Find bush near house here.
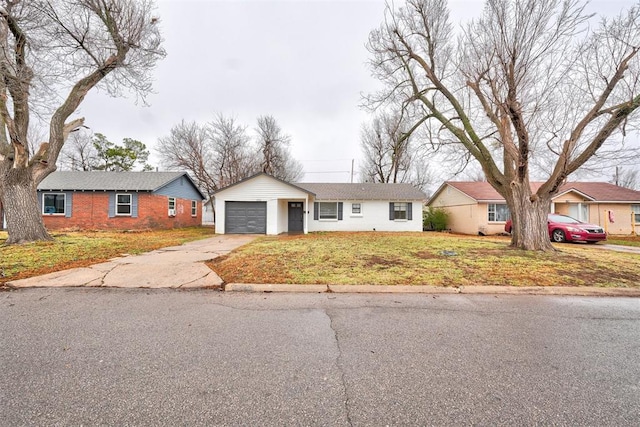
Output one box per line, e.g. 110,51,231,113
423,207,450,231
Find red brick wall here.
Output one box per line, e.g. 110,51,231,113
42,193,202,231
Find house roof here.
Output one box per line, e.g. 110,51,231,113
556,182,640,202
213,172,316,196
431,181,640,203
38,171,205,198
213,173,425,201
296,182,426,201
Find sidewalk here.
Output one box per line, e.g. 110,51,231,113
6,235,257,290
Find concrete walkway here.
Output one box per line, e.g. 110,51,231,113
6,235,257,290
598,243,640,254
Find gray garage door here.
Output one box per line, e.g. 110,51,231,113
225,201,267,234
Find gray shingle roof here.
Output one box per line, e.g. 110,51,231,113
38,171,192,192
296,182,426,201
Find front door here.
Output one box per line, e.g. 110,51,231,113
288,202,304,233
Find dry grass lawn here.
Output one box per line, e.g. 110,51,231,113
0,227,216,284
208,232,640,288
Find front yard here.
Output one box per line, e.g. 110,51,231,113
0,227,216,284
208,232,640,288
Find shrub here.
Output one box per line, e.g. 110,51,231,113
423,207,450,231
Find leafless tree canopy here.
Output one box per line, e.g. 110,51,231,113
366,0,640,250
157,114,304,201
360,111,432,192
0,0,165,244
58,128,98,171
612,166,639,190
255,115,304,182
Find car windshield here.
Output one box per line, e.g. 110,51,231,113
549,214,581,224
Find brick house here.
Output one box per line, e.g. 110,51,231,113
34,171,205,231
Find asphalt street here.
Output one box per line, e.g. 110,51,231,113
1,289,639,426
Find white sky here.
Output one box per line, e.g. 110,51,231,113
76,0,636,188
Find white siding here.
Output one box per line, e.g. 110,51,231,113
308,200,422,232
216,174,423,234
215,175,309,234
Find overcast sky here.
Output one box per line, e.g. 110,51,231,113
77,0,636,188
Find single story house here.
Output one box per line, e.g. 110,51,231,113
36,171,205,230
213,173,426,234
427,181,640,235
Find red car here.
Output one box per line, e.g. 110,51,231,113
504,214,607,243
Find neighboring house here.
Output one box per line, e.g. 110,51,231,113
37,171,205,231
428,181,640,235
202,198,215,226
213,173,426,234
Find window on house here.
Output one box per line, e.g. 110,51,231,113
352,203,362,215
116,194,132,216
43,193,65,215
488,203,510,222
632,204,640,223
394,202,408,220
191,200,197,217
319,202,338,220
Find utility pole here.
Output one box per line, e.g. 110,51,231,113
350,159,354,183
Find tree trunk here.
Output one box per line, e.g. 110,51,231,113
507,184,554,251
0,168,52,244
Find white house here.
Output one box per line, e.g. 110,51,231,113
213,173,426,234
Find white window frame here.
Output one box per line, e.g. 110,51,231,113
632,204,640,224
168,197,176,216
191,200,197,217
394,202,408,220
351,202,362,216
488,203,510,222
116,193,132,216
319,202,338,220
42,193,66,215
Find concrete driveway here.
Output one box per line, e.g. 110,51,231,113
6,235,257,289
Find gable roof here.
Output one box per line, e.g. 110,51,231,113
557,182,640,202
296,182,426,201
214,172,316,196
38,171,205,198
430,181,640,203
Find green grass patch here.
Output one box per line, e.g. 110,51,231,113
607,235,640,247
0,227,216,283
208,232,640,288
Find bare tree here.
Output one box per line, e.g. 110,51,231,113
360,111,432,192
255,115,304,182
208,113,256,188
612,166,639,190
158,114,304,198
157,120,219,199
58,128,98,171
0,0,165,244
366,0,640,251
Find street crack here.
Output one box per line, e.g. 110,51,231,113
326,308,354,427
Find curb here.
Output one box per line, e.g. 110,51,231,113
225,283,640,297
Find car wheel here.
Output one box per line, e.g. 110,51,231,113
552,229,566,243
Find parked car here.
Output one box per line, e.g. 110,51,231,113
504,214,607,243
